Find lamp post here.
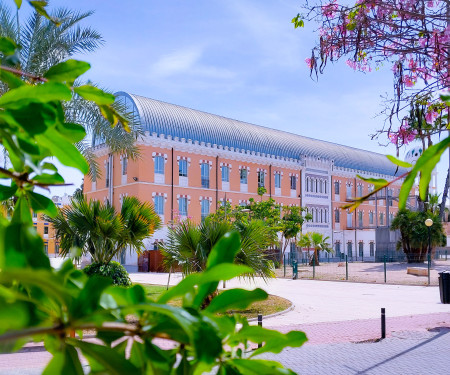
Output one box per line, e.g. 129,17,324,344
425,218,433,285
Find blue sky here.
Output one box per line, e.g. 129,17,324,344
37,0,447,196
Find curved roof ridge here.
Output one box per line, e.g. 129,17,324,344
118,92,402,176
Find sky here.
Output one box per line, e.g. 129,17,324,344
30,0,448,197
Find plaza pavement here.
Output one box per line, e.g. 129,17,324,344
1,272,449,374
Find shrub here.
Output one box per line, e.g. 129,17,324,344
83,261,132,287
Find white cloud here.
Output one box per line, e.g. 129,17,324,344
150,47,203,78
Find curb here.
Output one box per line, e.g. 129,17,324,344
247,302,295,322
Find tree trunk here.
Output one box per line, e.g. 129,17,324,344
309,249,320,266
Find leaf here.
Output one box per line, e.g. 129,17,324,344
11,195,32,224
14,0,23,9
74,85,115,105
56,122,86,143
70,276,112,319
67,339,139,374
228,359,296,375
42,345,85,375
0,82,71,109
36,128,88,174
386,155,412,168
29,1,61,26
27,191,58,217
44,60,90,84
205,288,268,314
0,37,17,55
0,184,17,200
8,102,57,135
32,173,65,185
356,175,388,188
206,231,241,269
99,104,130,131
399,137,450,208
0,69,25,88
157,264,252,304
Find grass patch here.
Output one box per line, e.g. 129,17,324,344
139,284,292,319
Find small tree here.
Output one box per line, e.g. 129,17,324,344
279,206,311,263
298,232,332,266
391,209,445,263
46,194,161,265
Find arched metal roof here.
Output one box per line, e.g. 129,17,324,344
117,92,402,176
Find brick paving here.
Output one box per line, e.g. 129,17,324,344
261,328,450,375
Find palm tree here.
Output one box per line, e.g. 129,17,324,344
298,232,331,266
0,3,142,178
161,219,275,280
45,194,161,265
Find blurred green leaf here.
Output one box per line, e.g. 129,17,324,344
386,155,412,168
42,345,84,375
8,102,57,135
0,37,17,55
0,185,17,200
228,359,295,375
29,1,61,26
0,82,71,109
0,69,25,88
36,129,89,174
44,60,90,84
11,195,32,224
206,288,268,314
27,191,58,217
71,276,111,319
206,231,241,269
68,339,138,374
74,85,115,105
56,122,86,143
356,175,388,188
32,173,65,185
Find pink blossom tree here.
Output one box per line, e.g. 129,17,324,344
294,0,450,215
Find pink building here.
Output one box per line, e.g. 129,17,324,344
85,93,405,271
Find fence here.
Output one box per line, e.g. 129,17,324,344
278,249,450,286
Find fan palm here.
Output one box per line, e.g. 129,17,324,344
298,232,331,266
161,219,275,280
45,194,161,264
0,3,142,178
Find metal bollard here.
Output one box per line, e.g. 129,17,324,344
428,253,431,286
313,256,315,279
345,255,348,281
384,255,387,283
258,314,262,348
381,308,386,339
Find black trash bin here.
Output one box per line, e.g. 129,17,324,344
438,271,450,304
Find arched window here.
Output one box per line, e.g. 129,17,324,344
324,180,328,194
306,177,310,192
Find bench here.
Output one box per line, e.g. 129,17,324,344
407,267,428,276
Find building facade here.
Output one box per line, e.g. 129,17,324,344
84,93,406,271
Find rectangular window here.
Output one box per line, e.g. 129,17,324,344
358,211,363,227
44,243,48,255
154,195,164,215
379,213,384,226
335,209,340,223
179,159,188,177
347,242,352,258
335,242,341,257
357,185,363,197
240,168,248,184
44,226,49,235
369,211,374,224
347,213,352,227
290,176,296,190
122,156,128,175
370,242,375,257
201,199,210,221
155,156,164,175
55,243,59,255
359,242,364,257
389,213,394,223
274,173,281,188
221,166,229,182
334,181,340,195
201,163,210,188
32,212,38,219
178,197,187,217
346,184,352,199
257,171,265,188
105,160,110,188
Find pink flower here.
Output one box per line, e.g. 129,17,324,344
305,58,313,68
425,110,438,124
403,75,416,87
322,1,338,18
389,121,417,146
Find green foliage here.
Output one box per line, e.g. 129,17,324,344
391,209,445,263
0,8,305,372
161,219,275,280
298,232,331,266
83,261,132,287
45,194,161,265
